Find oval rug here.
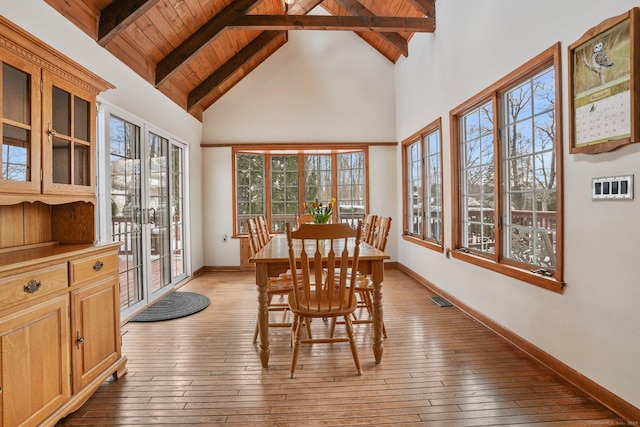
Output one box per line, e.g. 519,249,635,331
130,291,210,322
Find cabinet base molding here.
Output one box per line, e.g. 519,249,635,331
41,356,128,427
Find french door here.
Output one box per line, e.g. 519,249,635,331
99,104,188,319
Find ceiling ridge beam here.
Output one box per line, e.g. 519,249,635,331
98,0,162,46
332,0,407,57
228,15,435,32
187,31,284,111
155,0,264,87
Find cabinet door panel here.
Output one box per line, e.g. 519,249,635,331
41,71,95,196
71,277,121,393
0,296,70,427
0,49,41,194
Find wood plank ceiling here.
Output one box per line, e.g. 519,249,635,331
44,0,435,120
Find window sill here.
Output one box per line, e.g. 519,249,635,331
450,249,565,293
402,234,444,253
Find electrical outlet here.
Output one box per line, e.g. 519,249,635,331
592,175,634,200
222,234,228,243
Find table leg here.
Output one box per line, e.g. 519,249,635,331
256,264,270,368
371,260,384,364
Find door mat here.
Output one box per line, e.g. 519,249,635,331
130,291,210,322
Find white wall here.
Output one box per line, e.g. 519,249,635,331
396,0,640,409
201,28,397,266
0,0,204,272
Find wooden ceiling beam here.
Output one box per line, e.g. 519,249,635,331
187,31,285,111
406,0,436,18
228,15,435,32
98,0,162,46
288,0,325,15
333,0,407,57
155,0,264,87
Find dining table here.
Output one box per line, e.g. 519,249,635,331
249,233,390,368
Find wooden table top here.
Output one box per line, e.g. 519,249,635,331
249,234,390,264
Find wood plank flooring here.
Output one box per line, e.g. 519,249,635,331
58,269,624,426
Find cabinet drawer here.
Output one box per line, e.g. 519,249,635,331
69,252,118,285
0,264,68,311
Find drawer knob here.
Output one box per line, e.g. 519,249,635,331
24,279,41,294
93,260,104,271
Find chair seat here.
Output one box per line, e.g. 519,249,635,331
288,290,357,317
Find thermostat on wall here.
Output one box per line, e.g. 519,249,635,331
592,175,634,200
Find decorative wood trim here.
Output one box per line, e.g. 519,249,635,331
397,262,640,424
0,16,114,94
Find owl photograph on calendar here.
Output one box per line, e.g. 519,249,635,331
573,19,630,95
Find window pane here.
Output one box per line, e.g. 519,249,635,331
460,101,495,255
2,124,30,181
74,96,90,141
406,140,422,236
271,155,298,233
235,154,265,234
52,86,70,136
52,137,70,184
3,63,30,125
424,130,442,243
74,143,90,185
502,66,557,269
304,154,332,203
337,152,364,226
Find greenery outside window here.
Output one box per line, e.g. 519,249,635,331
450,44,563,292
401,118,443,252
234,147,368,234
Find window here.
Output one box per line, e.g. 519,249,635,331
450,44,563,292
336,151,366,227
236,154,265,234
271,155,299,232
234,147,368,234
402,118,443,251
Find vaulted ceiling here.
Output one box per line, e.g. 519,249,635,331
45,0,435,120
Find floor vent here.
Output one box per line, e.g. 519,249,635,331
430,296,453,307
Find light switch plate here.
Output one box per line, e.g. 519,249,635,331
592,175,634,200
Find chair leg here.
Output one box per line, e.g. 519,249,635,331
329,317,336,338
290,314,304,379
344,315,362,375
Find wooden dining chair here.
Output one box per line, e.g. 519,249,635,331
285,221,363,378
247,218,294,343
352,216,392,337
256,215,271,247
362,213,377,246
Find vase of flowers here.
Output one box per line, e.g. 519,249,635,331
304,197,336,224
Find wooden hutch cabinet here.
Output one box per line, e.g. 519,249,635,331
0,17,127,427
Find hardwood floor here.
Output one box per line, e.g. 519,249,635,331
58,269,624,426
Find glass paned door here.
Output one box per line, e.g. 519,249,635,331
106,111,188,316
148,132,171,294
109,115,143,311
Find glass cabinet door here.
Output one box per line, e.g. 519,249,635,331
0,51,41,193
42,71,95,195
